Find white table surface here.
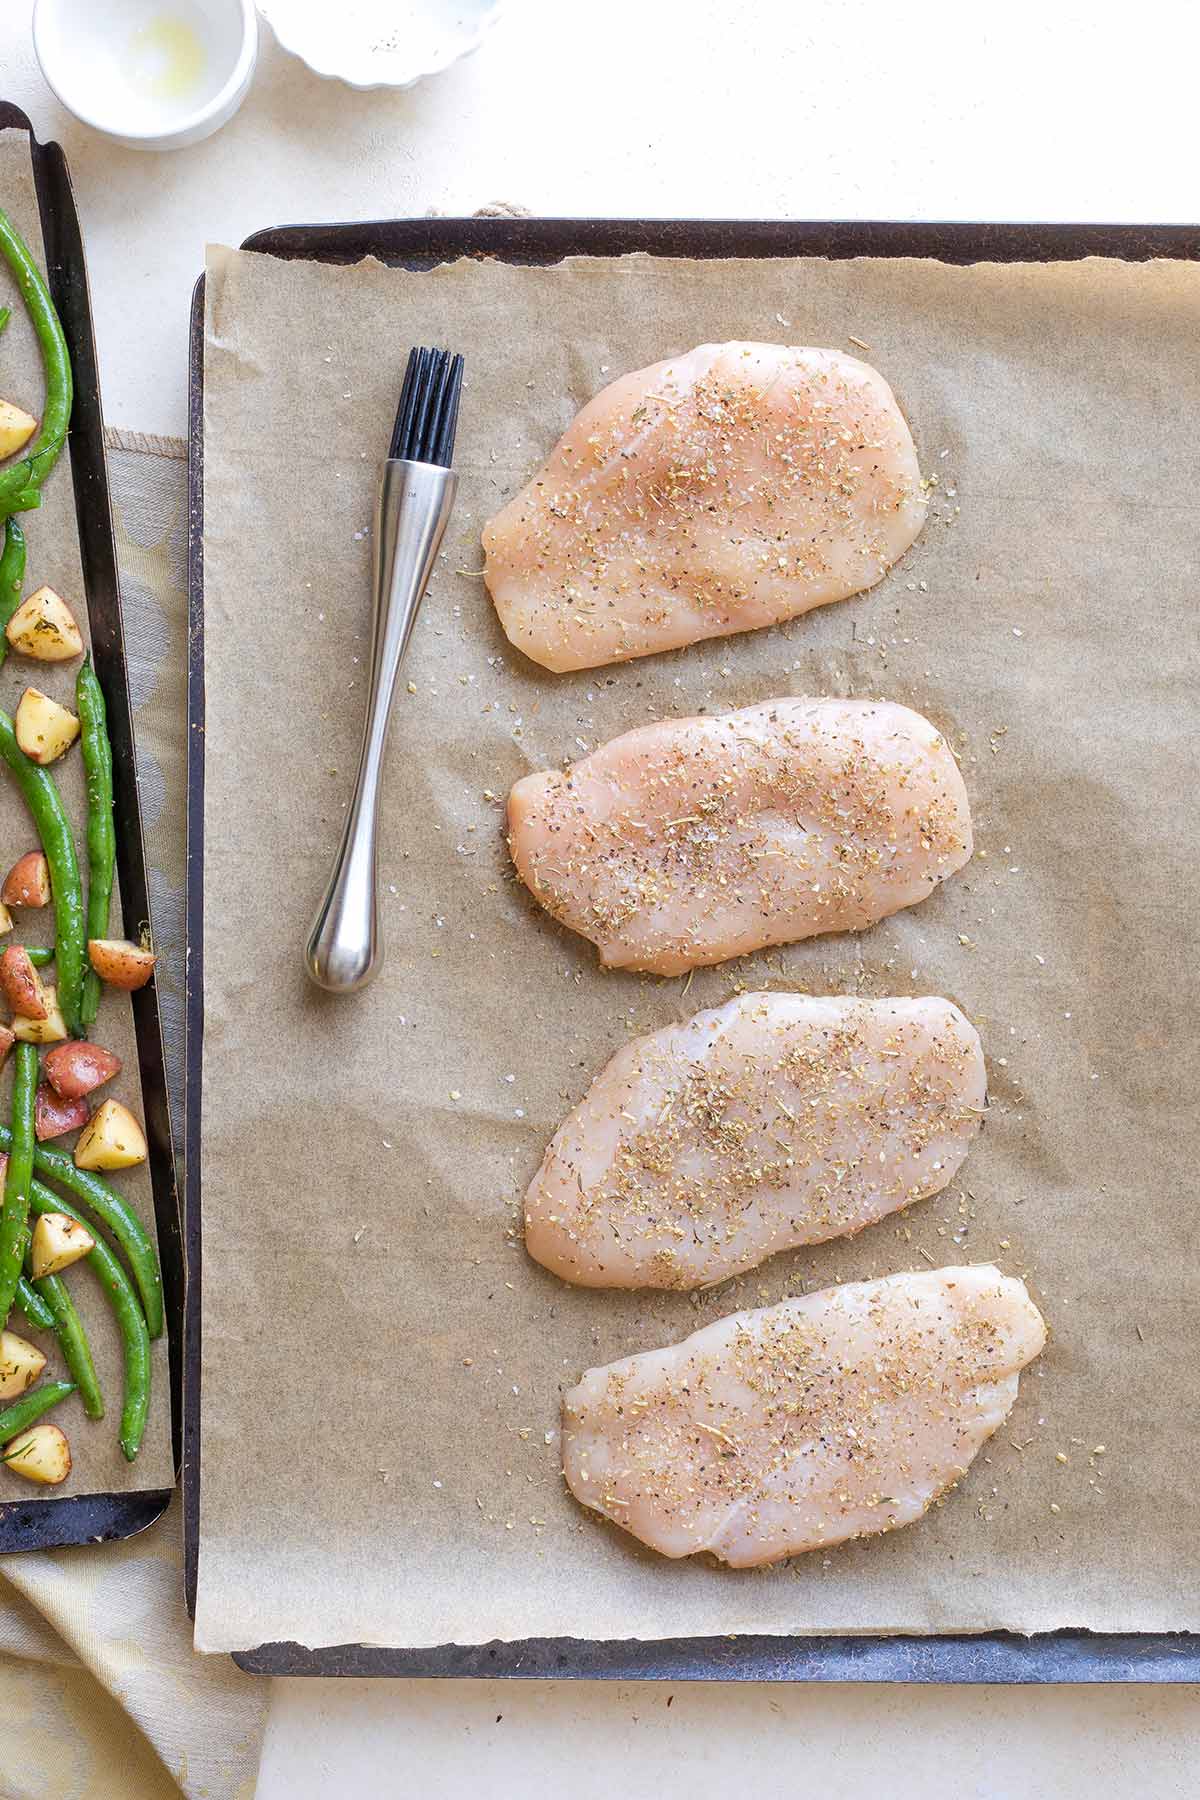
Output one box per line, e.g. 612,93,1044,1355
3,3,1199,1794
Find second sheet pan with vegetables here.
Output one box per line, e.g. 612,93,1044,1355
0,124,173,1511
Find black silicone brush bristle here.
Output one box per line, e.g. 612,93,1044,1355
388,346,464,467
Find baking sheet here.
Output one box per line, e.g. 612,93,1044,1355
0,129,174,1503
196,241,1200,1652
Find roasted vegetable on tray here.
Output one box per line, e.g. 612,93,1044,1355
0,205,162,1481
77,655,114,1027
0,208,72,518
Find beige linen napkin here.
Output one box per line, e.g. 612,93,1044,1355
0,436,266,1800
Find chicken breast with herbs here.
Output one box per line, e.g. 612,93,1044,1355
507,697,972,975
526,994,985,1289
562,1266,1046,1566
483,342,925,672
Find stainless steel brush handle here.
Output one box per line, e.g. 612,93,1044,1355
305,459,458,992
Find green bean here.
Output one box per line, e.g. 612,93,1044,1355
0,1043,36,1327
0,1132,163,1339
16,945,52,967
0,515,25,667
0,304,10,335
15,1272,54,1330
8,490,40,514
27,1181,148,1458
0,1125,164,1343
32,1270,103,1420
0,709,85,1036
0,1378,74,1446
0,210,72,519
76,656,114,1029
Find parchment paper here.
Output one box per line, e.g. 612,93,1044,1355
0,130,173,1497
197,240,1200,1651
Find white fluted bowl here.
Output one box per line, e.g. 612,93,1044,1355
258,0,503,89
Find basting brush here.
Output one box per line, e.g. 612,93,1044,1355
306,347,464,992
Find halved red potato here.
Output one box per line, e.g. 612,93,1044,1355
43,1040,121,1100
0,1331,47,1400
1,851,50,907
0,903,12,936
0,1026,13,1071
0,945,49,1019
2,1422,71,1485
5,587,83,662
11,987,68,1043
30,1210,94,1277
87,938,156,991
74,1098,147,1171
35,1083,90,1142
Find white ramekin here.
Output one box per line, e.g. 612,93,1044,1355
33,0,258,152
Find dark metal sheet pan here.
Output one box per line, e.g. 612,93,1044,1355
185,213,1199,1677
0,102,182,1551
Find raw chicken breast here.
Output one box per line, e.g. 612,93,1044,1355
508,697,972,974
483,342,925,672
526,994,985,1289
562,1266,1046,1566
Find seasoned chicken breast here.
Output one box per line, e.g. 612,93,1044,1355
562,1266,1046,1566
483,342,925,672
508,698,972,974
526,994,985,1289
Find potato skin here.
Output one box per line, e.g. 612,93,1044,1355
1,851,50,907
43,1040,121,1100
11,987,68,1043
0,945,49,1019
35,1083,90,1142
87,938,156,991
